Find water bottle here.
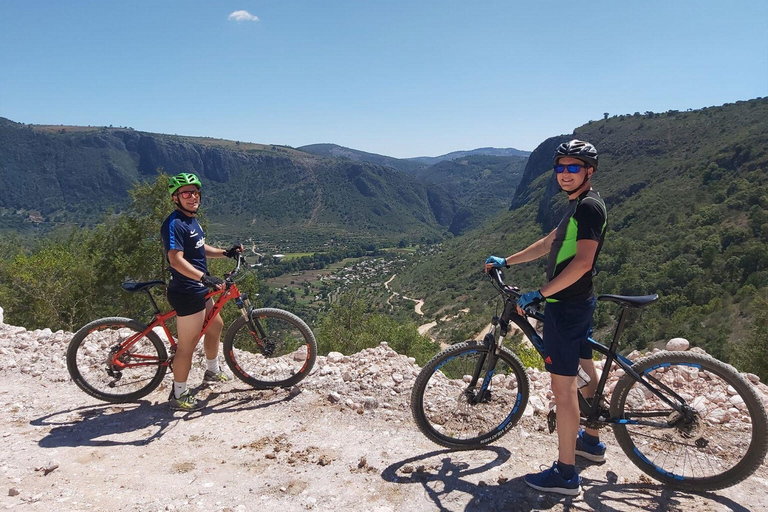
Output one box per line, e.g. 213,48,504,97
577,366,591,388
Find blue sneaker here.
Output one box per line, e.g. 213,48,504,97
576,429,606,462
524,462,581,496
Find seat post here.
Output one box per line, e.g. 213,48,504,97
145,290,161,314
608,306,631,354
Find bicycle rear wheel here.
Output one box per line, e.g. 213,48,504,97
610,351,768,490
410,340,530,449
67,317,169,403
223,308,317,389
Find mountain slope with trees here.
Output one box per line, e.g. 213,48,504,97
394,98,768,379
0,119,459,245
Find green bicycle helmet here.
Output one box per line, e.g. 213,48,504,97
168,173,202,196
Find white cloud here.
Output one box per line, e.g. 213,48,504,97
228,10,259,22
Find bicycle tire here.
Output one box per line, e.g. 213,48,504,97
610,351,768,490
223,308,317,389
67,317,169,403
410,340,530,449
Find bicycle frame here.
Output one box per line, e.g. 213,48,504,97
484,269,691,430
110,259,262,371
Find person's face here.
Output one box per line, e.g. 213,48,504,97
555,157,593,193
174,185,201,212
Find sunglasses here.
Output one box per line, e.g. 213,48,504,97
554,164,585,174
177,190,201,199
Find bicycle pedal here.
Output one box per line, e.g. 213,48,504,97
547,409,557,434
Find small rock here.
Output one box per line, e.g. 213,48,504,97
36,460,60,475
666,338,689,351
8,488,19,497
328,392,341,403
327,352,344,363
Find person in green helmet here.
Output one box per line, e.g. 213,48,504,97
161,172,242,411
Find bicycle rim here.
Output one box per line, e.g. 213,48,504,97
67,318,168,403
611,352,768,490
224,309,316,389
411,341,529,449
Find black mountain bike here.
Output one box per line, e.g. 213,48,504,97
410,268,768,491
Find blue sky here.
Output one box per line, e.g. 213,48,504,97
1,1,766,158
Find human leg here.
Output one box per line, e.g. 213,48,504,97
579,357,600,438
551,373,579,465
201,299,230,382
174,308,205,386
202,298,224,361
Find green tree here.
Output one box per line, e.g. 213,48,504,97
316,295,439,365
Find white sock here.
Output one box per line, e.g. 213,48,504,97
173,381,187,399
206,358,220,373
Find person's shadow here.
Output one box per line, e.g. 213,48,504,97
381,451,756,511
32,385,296,448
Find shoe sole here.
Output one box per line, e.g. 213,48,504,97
170,405,205,412
525,480,581,496
575,448,606,463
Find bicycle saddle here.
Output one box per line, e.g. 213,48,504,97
597,294,659,308
121,280,166,293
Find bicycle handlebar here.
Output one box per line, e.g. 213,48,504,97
487,267,544,320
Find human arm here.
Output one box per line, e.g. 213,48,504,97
168,250,224,290
484,229,556,272
168,249,209,281
515,239,599,315
539,239,599,298
204,243,243,259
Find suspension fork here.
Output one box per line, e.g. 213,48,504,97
235,294,267,341
469,316,503,404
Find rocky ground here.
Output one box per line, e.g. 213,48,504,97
0,319,766,512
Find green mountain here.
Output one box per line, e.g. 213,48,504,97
297,145,529,235
395,98,768,366
297,143,426,174
412,155,528,235
0,119,460,246
408,147,530,166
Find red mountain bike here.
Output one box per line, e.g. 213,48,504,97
67,253,317,403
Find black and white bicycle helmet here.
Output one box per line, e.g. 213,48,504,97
553,139,598,169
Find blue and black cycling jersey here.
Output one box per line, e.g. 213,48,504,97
545,189,607,302
160,210,208,295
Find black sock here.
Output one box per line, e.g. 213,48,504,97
557,461,575,480
582,431,600,446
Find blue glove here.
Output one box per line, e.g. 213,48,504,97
485,256,507,268
517,290,544,311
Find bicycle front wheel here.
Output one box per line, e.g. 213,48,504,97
410,340,530,449
67,317,168,403
223,308,317,389
610,351,768,490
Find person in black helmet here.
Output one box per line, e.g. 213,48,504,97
161,172,242,412
485,139,607,495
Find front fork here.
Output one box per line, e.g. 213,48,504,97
235,294,268,346
469,317,503,404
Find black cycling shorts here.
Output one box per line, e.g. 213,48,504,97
167,289,208,317
542,296,596,376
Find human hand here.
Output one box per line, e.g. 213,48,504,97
223,243,243,259
516,290,544,315
484,255,507,273
201,274,225,290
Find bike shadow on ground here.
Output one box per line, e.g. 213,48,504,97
31,384,296,449
381,451,753,512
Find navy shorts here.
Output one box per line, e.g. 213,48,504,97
167,289,208,317
542,297,596,376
